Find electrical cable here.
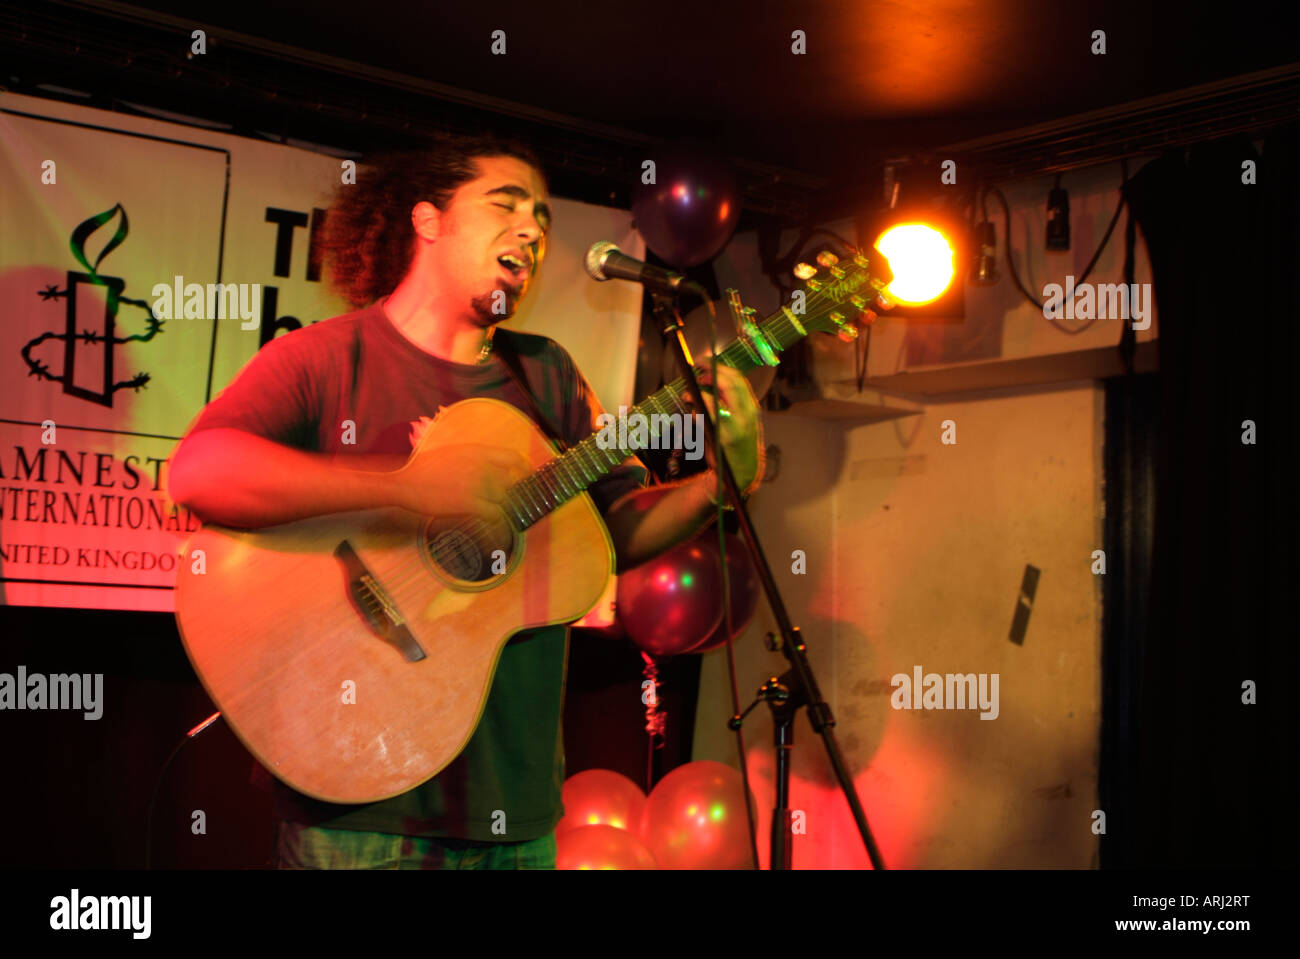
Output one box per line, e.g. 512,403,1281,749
855,321,873,393
989,160,1129,334
145,711,222,869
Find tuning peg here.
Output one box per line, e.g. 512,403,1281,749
793,262,817,280
726,287,780,368
816,250,839,268
830,311,857,342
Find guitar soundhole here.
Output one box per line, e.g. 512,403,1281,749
423,514,517,585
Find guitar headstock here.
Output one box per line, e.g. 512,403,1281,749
789,247,895,342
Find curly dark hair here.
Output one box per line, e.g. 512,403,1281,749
320,133,546,308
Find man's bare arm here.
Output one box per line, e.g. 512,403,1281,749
168,428,527,529
168,429,404,528
603,470,725,573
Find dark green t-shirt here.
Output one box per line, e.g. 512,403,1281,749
188,301,645,841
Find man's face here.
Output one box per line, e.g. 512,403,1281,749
423,154,550,326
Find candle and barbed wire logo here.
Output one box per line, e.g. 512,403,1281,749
21,204,163,408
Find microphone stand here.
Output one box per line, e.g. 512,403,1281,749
650,291,887,871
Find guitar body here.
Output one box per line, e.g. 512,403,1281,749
174,398,613,804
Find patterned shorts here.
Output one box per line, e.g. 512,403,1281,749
273,821,557,870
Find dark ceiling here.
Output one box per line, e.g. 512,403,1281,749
98,0,1298,148
4,0,1299,224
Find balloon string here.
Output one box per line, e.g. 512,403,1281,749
641,653,666,793
641,654,666,737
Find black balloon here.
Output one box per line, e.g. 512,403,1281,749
632,148,742,268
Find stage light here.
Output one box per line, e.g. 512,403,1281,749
854,160,968,322
874,223,956,305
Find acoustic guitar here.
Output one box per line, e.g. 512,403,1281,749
173,249,888,803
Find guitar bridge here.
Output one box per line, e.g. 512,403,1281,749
333,540,426,662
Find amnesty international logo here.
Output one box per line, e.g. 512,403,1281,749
21,203,163,408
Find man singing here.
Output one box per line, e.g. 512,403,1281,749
168,133,763,869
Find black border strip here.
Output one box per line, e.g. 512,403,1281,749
0,577,173,589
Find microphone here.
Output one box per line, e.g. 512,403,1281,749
584,241,708,297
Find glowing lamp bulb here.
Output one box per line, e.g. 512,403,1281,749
875,223,955,306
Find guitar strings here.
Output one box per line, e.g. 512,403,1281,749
376,274,863,592
381,276,857,591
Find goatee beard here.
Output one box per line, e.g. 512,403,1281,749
470,282,521,324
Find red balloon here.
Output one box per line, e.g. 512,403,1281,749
632,148,741,267
556,769,647,835
687,532,762,653
617,537,724,656
640,760,755,869
556,824,658,870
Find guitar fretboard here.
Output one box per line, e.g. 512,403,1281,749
501,283,856,531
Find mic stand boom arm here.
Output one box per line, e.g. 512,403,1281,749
649,291,886,871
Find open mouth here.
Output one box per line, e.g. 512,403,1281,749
497,253,529,280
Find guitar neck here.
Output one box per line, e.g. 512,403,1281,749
500,253,882,531
502,305,799,531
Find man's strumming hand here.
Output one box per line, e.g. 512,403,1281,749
391,443,531,526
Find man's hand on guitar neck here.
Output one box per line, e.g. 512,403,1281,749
602,363,765,572
693,363,765,501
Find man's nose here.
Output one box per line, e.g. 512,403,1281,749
515,221,544,268
514,216,542,245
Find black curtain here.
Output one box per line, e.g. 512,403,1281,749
1101,128,1298,867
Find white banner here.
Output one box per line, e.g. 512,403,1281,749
0,92,643,611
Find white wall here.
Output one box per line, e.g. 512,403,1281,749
690,162,1124,868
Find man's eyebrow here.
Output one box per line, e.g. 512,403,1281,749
485,185,551,229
